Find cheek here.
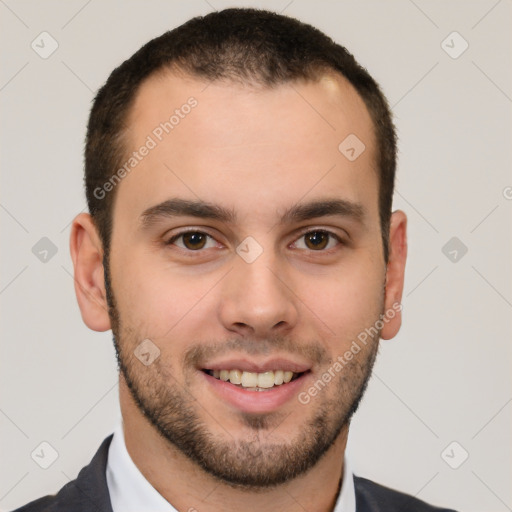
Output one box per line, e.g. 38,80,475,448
297,259,384,342
111,253,219,338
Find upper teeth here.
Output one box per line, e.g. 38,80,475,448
212,369,295,388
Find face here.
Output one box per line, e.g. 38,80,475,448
99,71,402,488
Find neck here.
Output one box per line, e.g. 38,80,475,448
119,377,348,512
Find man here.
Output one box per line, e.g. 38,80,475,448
14,8,456,512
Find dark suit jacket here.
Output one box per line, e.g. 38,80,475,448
12,435,457,512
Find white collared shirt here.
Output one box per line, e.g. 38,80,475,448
106,420,356,512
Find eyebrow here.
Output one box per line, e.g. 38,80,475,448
139,197,366,230
139,199,236,229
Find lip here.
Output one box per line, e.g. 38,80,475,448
201,369,311,414
202,358,311,374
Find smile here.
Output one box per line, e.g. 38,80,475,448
203,369,304,391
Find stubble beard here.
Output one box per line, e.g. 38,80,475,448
104,256,381,489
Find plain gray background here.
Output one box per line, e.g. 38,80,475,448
1,1,511,511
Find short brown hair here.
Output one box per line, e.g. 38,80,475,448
85,7,397,262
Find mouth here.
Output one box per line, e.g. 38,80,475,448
202,368,306,391
200,360,312,414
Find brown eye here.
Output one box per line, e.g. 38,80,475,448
167,231,215,250
181,232,207,250
292,230,341,251
304,231,329,250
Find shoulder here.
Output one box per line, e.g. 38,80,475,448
354,475,458,512
9,473,97,512
10,489,73,512
10,496,54,512
9,435,114,512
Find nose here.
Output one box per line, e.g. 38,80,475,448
217,252,299,338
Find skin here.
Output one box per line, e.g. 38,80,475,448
70,70,407,511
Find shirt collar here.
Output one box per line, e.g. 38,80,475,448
106,419,356,512
106,420,177,512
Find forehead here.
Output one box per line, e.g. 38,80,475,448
115,70,378,228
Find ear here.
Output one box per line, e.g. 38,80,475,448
69,213,111,332
380,210,407,340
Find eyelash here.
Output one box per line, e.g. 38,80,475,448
164,228,345,253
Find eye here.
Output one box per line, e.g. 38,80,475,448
167,231,218,251
292,230,341,251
